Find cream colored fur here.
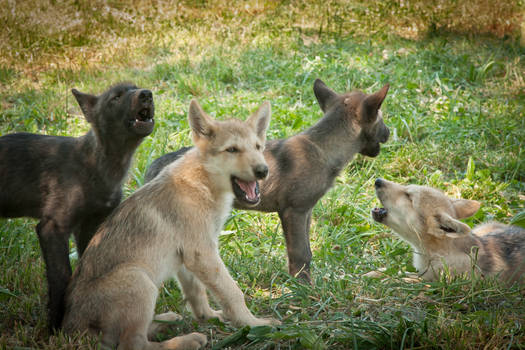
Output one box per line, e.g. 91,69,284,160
373,179,525,284
62,100,279,350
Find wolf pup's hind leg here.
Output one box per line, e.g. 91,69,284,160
279,208,313,281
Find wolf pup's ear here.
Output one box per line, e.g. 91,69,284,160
72,89,98,123
188,99,215,144
452,199,480,219
247,101,271,142
313,79,338,113
435,212,472,238
361,84,389,123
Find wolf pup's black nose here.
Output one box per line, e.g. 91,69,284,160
380,128,390,143
375,178,384,188
139,90,153,103
254,164,269,179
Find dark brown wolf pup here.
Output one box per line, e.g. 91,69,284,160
0,82,154,331
145,79,390,282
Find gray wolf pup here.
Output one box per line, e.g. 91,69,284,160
372,178,525,284
0,83,154,331
145,79,390,282
62,99,278,350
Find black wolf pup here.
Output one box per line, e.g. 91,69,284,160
145,79,389,282
0,82,154,331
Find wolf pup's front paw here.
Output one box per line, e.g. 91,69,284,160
248,317,281,327
196,308,225,323
207,309,225,322
162,332,207,350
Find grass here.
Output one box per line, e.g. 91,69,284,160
1,0,524,349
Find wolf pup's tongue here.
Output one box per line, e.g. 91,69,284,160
235,178,258,201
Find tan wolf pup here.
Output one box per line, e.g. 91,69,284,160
145,79,391,282
372,178,525,284
62,99,279,349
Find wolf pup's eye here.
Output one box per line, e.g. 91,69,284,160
440,225,455,233
256,143,261,151
111,94,121,103
226,146,239,153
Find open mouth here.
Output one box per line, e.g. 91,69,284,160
372,207,388,222
137,108,152,121
231,176,260,205
129,108,154,135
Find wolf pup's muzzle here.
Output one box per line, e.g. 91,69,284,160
372,178,388,222
231,164,268,206
253,164,269,180
130,89,155,136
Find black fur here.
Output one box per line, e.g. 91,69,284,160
0,82,154,331
271,140,293,174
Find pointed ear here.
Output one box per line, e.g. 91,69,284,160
188,99,215,143
452,199,480,219
435,212,471,238
313,79,338,113
246,101,271,142
72,89,97,123
361,84,389,123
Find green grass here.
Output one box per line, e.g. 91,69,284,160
1,1,524,349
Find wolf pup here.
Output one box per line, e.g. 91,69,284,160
62,99,278,350
145,79,390,282
0,83,154,331
372,178,525,284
